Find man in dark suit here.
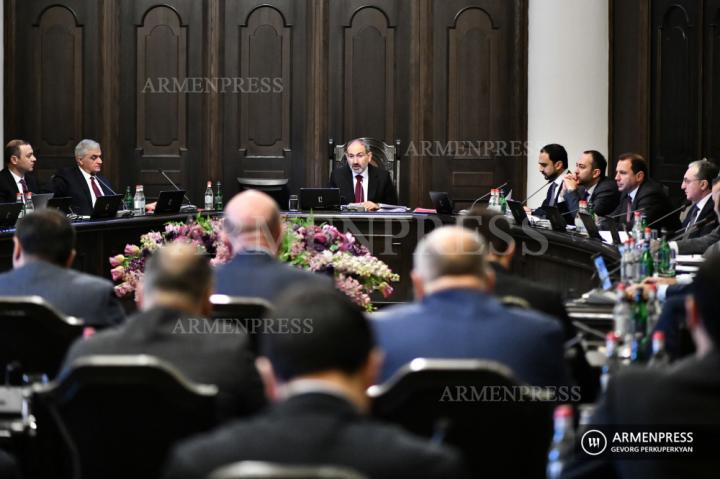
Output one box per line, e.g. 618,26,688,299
677,159,718,240
673,175,720,255
372,226,569,388
0,209,124,327
214,190,333,301
563,150,620,217
563,254,720,479
163,287,467,479
528,143,569,217
62,242,267,420
607,153,680,231
0,139,46,203
52,139,116,215
328,138,398,210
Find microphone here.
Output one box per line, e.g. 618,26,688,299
158,169,197,210
93,175,117,195
521,180,553,206
602,207,646,220
669,214,717,241
645,200,690,229
468,182,509,210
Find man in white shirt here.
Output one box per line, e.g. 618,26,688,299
677,159,719,240
0,139,46,203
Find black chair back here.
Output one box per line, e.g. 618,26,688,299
368,359,553,479
208,461,368,479
210,295,273,353
0,296,84,382
329,138,401,198
31,355,218,479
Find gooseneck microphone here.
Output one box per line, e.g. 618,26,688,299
521,180,553,206
646,200,690,229
94,175,117,195
158,169,196,207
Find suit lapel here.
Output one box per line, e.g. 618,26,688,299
1,169,20,196
72,166,93,205
367,165,378,203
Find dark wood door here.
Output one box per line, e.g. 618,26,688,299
430,0,527,209
703,0,720,161
222,0,308,199
7,0,101,187
117,0,204,202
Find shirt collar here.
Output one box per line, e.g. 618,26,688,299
280,379,358,411
628,185,640,202
9,169,24,184
586,182,598,197
694,192,712,212
79,166,94,181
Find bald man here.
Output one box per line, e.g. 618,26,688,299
372,226,569,388
214,190,333,300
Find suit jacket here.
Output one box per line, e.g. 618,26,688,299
564,177,620,218
372,288,569,387
0,168,45,203
62,306,267,420
163,392,467,479
563,351,720,479
608,178,680,232
52,166,115,215
677,225,720,255
0,260,124,327
214,252,334,301
678,196,717,240
328,164,398,205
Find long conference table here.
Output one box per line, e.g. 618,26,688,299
0,212,620,304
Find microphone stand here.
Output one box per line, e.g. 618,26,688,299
158,169,198,213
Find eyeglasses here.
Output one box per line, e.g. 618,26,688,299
681,178,701,185
346,153,367,160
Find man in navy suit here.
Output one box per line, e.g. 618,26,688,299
372,225,569,388
328,138,397,210
0,209,124,326
527,143,569,217
52,139,117,215
563,150,620,218
0,139,46,203
214,190,333,301
677,158,718,240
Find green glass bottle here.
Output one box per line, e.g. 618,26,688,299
499,192,508,214
640,241,654,278
123,186,133,211
657,229,672,277
214,181,223,211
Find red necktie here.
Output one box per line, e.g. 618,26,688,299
90,176,103,198
18,179,28,194
354,175,364,203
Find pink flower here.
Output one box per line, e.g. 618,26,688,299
109,254,126,267
124,244,141,256
114,282,133,298
110,265,125,282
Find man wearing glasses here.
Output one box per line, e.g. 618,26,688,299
328,138,398,211
677,159,719,240
52,139,118,216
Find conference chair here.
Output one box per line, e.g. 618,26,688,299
210,295,273,353
0,296,84,383
208,461,368,479
31,355,218,479
329,138,401,198
368,358,554,479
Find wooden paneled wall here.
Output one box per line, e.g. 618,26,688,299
5,0,528,206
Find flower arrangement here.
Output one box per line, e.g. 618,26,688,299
109,215,398,310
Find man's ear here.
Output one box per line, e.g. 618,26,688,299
65,249,77,268
411,270,425,300
12,237,22,265
554,161,565,172
685,295,700,331
636,170,646,183
363,347,384,387
484,267,496,292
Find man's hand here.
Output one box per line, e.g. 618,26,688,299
563,172,579,192
363,201,380,211
643,276,677,286
523,206,533,214
145,201,157,213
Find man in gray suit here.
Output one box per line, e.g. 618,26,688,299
0,209,125,326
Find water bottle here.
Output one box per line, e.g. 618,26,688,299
547,405,575,479
123,186,133,211
133,185,146,216
214,181,223,210
204,181,214,210
24,192,35,215
16,192,25,219
575,200,589,235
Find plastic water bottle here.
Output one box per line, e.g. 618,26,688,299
24,192,35,215
133,185,146,216
16,192,25,219
204,181,214,210
575,200,589,235
547,405,575,479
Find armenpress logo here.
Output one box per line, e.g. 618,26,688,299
581,429,608,456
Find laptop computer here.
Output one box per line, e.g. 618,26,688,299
506,199,528,224
153,190,186,215
47,197,73,214
542,206,568,232
299,188,341,211
578,212,603,241
31,192,54,210
0,203,23,228
429,191,454,215
90,195,123,219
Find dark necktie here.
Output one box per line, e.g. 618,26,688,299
354,175,364,203
625,195,633,223
90,176,104,199
18,179,28,195
685,204,699,231
582,189,590,201
546,182,557,207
